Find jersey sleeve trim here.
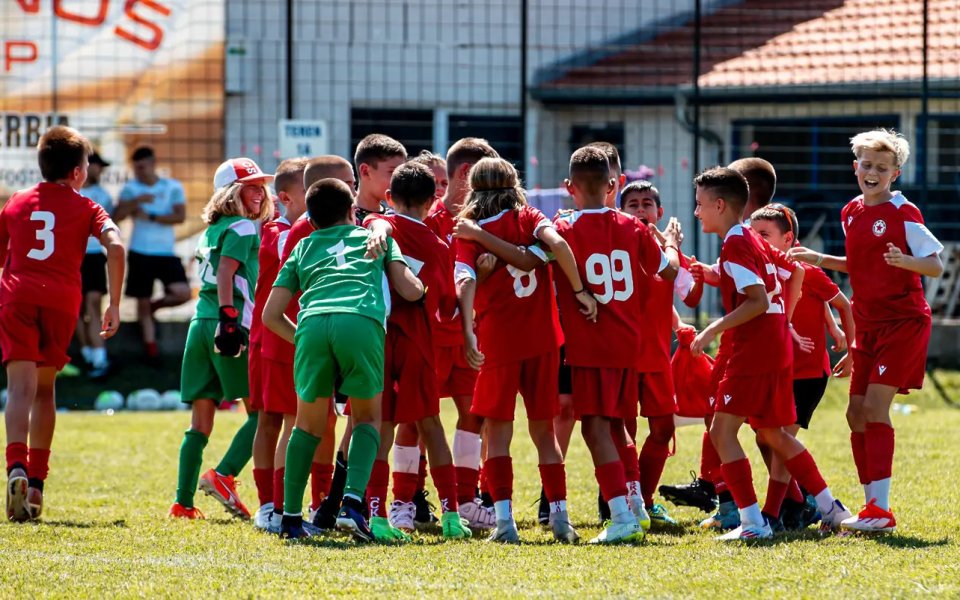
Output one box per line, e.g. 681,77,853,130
454,261,476,282
904,221,944,258
656,249,669,275
723,261,764,293
528,244,548,262
229,219,257,237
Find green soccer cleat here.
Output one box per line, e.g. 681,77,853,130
649,503,678,526
441,511,473,539
370,516,412,542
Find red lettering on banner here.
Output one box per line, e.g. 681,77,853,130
114,0,171,51
15,0,40,13
5,41,38,73
55,0,110,26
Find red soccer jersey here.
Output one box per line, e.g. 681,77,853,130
553,207,667,371
842,193,942,331
454,206,561,366
280,213,314,264
0,183,116,316
637,252,697,372
792,263,841,380
424,199,464,348
257,216,299,362
718,224,795,376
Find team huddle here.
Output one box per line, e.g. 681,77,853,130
2,126,944,543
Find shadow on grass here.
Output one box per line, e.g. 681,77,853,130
868,534,950,549
37,519,128,529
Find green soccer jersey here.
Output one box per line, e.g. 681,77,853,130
194,215,260,328
274,224,404,330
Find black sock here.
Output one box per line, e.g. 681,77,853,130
321,450,348,514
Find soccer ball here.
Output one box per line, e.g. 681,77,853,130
160,390,182,411
127,388,162,411
95,390,124,412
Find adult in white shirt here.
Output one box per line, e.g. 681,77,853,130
114,146,190,365
78,151,116,378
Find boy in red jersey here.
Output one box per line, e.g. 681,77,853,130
363,162,472,540
455,158,596,543
790,130,943,533
691,167,851,540
555,147,680,542
3,126,124,521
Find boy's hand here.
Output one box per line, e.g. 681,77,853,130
791,327,815,353
575,289,598,322
689,257,720,286
787,246,819,265
476,253,497,280
832,352,852,378
100,305,121,339
365,229,389,259
453,219,482,241
690,326,716,357
214,306,247,357
648,223,666,245
464,331,484,370
828,324,847,352
662,217,683,248
883,243,909,269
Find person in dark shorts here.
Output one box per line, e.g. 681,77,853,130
78,151,115,378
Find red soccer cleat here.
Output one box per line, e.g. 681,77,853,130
198,469,251,519
169,502,206,519
841,499,896,533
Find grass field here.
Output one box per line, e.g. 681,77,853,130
2,375,960,598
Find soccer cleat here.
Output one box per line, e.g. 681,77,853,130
336,501,374,543
718,519,773,541
412,489,439,528
441,511,473,539
487,519,520,544
597,489,611,524
6,468,30,523
280,514,310,540
649,503,678,527
371,516,412,542
659,471,718,513
27,486,43,521
819,499,854,532
301,518,325,537
840,499,895,533
168,502,205,519
311,503,338,531
762,512,785,534
779,497,819,531
388,500,417,532
589,520,644,544
549,510,580,543
198,469,251,520
458,499,496,529
700,501,741,530
253,503,275,531
479,490,494,509
631,499,651,531
537,488,549,526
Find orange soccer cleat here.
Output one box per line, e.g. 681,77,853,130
168,502,206,519
198,469,251,519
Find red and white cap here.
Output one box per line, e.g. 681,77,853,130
213,157,274,190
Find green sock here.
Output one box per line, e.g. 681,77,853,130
284,428,321,516
344,423,380,501
176,429,208,507
215,411,258,477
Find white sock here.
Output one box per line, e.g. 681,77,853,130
91,347,108,368
452,430,481,470
863,483,872,505
627,480,642,505
609,496,634,525
392,445,420,475
81,346,93,363
871,478,892,511
814,488,837,515
493,499,513,522
739,502,764,527
549,500,567,514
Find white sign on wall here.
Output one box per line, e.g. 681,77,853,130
278,120,328,159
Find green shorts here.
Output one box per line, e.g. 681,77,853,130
295,313,384,402
180,318,250,404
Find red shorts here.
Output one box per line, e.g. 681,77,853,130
472,349,559,422
638,370,678,418
248,343,264,411
0,303,75,370
262,356,297,416
706,349,731,415
715,366,796,429
571,366,638,419
383,329,439,424
850,317,930,396
435,344,478,398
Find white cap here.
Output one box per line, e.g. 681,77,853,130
213,157,274,190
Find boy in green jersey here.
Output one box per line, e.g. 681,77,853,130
169,158,275,520
263,178,425,541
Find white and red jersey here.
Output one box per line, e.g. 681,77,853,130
425,199,464,348
792,263,841,380
279,213,314,264
842,193,942,331
454,205,560,366
255,216,298,362
637,251,698,372
718,224,797,376
0,182,117,316
554,208,667,371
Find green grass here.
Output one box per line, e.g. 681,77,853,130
2,375,960,598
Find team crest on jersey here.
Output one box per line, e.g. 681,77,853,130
847,216,854,227
872,219,886,237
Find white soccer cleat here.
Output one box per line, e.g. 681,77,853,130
718,520,773,541
820,499,854,532
6,467,30,523
253,502,275,531
487,519,520,543
589,520,644,544
388,500,416,532
268,510,282,535
840,499,896,533
549,510,580,543
631,499,651,531
458,499,496,529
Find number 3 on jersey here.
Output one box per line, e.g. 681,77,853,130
586,250,633,304
28,210,55,261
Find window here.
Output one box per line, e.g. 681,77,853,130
568,122,625,166
449,114,523,170
350,108,433,157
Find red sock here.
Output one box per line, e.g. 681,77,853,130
310,462,334,510
721,458,758,509
864,422,895,481
538,463,567,503
595,460,628,502
763,479,788,516
416,453,428,491
27,447,50,481
617,443,640,483
456,466,479,504
850,431,870,484
6,442,28,473
272,467,285,511
430,464,458,513
784,450,827,496
484,456,513,502
368,459,390,518
252,467,274,507
640,416,674,507
392,471,418,503
478,464,490,496
787,478,804,503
